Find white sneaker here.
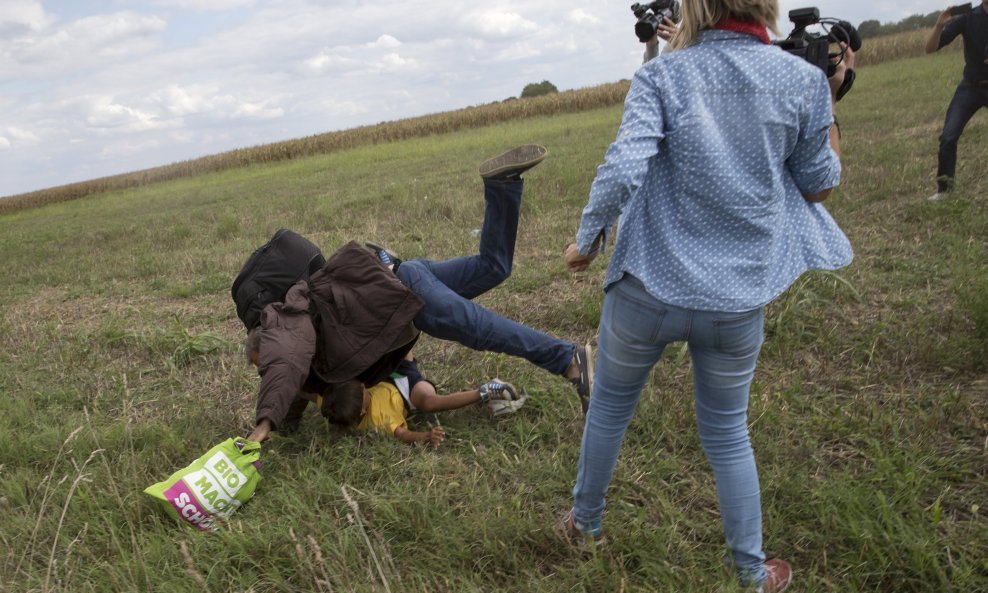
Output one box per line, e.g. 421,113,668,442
478,379,519,402
488,394,528,417
927,192,948,202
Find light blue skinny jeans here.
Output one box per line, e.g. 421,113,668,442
571,274,768,584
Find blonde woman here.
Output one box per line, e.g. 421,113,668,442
563,0,855,591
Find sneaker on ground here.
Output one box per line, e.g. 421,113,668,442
479,145,548,180
755,559,792,593
488,393,528,417
561,510,605,549
927,192,948,202
479,379,519,402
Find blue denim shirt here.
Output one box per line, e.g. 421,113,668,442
576,30,852,312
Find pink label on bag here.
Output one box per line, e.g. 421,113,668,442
163,480,221,532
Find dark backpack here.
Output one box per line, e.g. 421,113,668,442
231,229,326,332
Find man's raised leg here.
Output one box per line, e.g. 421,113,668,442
419,145,547,299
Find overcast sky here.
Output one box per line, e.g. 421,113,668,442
0,0,958,197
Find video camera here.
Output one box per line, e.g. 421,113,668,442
631,0,681,43
773,7,862,101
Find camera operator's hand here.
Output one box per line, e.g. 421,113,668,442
656,17,677,43
645,18,678,47
936,7,956,28
927,9,959,54
827,42,856,104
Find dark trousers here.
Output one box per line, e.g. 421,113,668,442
937,80,988,192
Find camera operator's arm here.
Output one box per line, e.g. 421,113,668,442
925,8,958,53
802,44,855,203
643,18,678,63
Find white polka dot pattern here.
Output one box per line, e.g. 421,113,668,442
576,30,853,312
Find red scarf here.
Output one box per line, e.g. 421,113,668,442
713,18,770,44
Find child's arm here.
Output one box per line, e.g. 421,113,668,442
393,426,445,449
410,385,482,413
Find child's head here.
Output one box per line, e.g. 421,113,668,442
322,380,369,427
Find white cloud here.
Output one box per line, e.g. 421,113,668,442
368,34,401,49
149,84,285,120
227,99,284,119
1,11,166,80
85,98,167,133
99,137,163,158
566,9,600,26
0,0,53,34
302,49,357,73
377,52,416,71
0,137,10,150
150,0,256,10
5,126,40,144
467,10,538,38
151,85,211,117
316,99,369,117
493,42,541,62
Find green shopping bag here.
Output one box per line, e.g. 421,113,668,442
144,437,261,532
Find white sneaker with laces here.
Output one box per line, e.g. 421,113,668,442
488,394,528,417
755,559,792,593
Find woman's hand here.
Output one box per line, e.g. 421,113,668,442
565,243,595,273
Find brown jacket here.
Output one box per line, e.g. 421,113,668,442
255,241,423,429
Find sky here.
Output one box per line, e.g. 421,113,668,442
0,0,958,197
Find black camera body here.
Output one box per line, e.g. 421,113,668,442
631,0,681,43
773,7,862,100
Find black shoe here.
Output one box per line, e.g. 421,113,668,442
479,145,548,180
571,343,593,415
365,242,401,270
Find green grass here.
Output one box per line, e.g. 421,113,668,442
1,51,986,593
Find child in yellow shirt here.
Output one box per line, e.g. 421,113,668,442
323,355,523,449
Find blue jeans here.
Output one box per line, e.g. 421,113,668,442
395,178,575,376
937,80,988,191
571,275,768,583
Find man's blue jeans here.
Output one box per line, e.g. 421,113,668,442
571,274,768,583
395,178,575,376
937,80,988,192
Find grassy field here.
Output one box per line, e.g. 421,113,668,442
1,49,985,593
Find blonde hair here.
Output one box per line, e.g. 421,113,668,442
670,0,780,50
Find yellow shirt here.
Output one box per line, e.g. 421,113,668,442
356,382,408,435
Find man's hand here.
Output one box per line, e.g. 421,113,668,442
565,243,595,273
926,8,956,53
937,7,957,28
247,418,273,442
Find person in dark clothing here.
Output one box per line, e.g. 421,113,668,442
244,145,593,442
925,2,988,201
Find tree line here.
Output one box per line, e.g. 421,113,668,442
857,11,943,40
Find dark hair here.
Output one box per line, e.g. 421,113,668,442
322,380,365,427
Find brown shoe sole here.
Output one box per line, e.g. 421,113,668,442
479,145,548,178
